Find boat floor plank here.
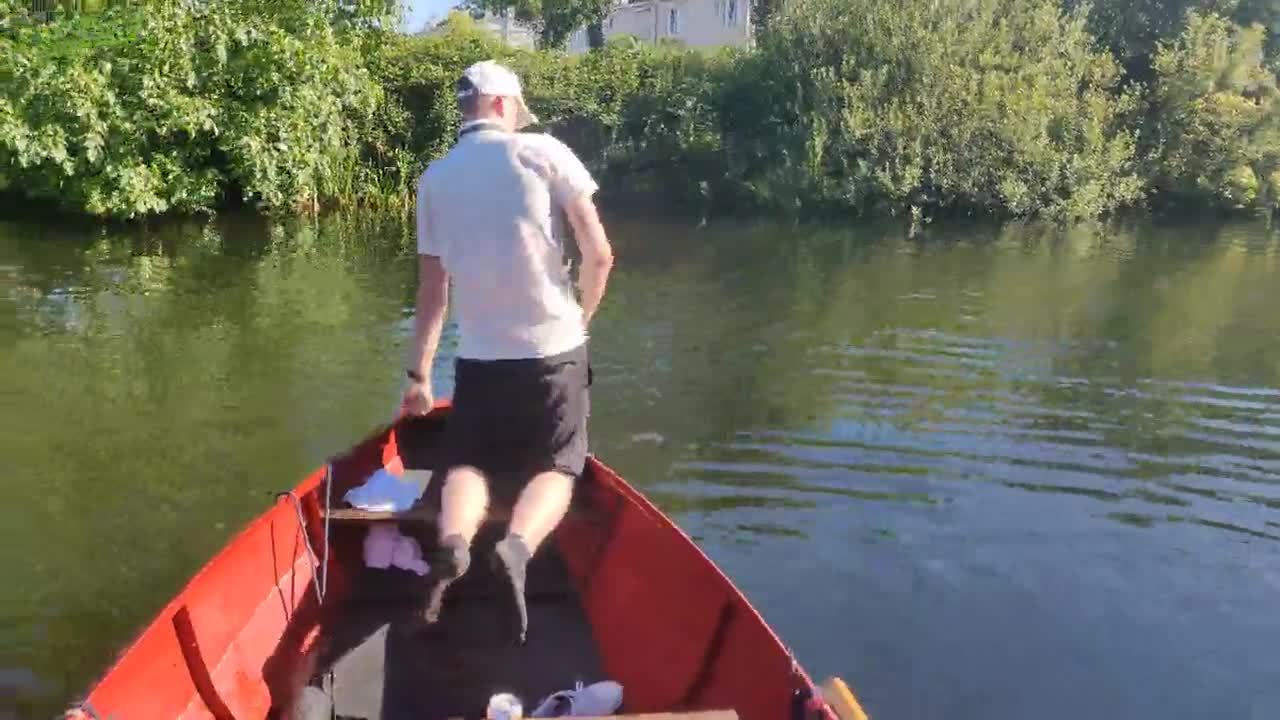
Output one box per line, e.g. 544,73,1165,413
314,533,605,720
573,707,737,712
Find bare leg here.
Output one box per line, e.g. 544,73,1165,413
422,465,489,624
506,470,575,551
438,465,489,543
493,470,575,644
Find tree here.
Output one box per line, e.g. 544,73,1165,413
464,0,611,49
751,0,783,33
23,0,401,28
1061,0,1277,80
1147,13,1280,212
1234,0,1280,66
1061,0,1236,78
731,0,1145,218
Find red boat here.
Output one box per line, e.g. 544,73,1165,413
65,410,868,720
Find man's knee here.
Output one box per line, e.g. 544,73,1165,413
522,470,574,500
439,465,490,541
444,464,486,484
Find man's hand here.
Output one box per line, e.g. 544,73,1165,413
401,380,434,417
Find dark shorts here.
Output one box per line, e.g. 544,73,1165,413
437,344,591,486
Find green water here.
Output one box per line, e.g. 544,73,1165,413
3,211,1280,719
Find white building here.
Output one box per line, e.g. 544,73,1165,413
567,0,751,53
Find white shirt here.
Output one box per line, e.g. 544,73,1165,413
416,125,599,360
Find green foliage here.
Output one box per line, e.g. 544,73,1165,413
729,0,1145,218
749,0,783,33
523,38,731,201
364,13,729,203
3,0,1276,220
1062,0,1278,78
1147,13,1280,211
1066,0,1237,69
461,0,609,49
1234,0,1280,70
0,0,382,217
361,12,512,197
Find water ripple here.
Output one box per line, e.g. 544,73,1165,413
676,324,1279,544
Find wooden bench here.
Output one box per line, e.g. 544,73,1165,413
323,501,606,528
323,506,512,524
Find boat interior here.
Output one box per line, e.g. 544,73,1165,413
68,412,839,720
251,413,818,720
287,416,609,719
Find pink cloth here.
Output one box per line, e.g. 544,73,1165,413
363,523,430,575
390,534,431,574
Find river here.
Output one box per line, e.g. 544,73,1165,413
3,211,1279,719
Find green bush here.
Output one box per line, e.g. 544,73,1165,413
2,0,1276,220
369,15,731,207
527,40,735,205
728,0,1145,218
357,13,508,198
1147,13,1280,212
1070,0,1280,77
0,0,381,217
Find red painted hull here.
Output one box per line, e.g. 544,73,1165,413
67,413,838,720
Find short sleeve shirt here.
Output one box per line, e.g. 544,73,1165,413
416,127,598,360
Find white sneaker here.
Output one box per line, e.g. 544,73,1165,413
530,680,624,717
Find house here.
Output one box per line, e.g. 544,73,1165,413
566,0,751,53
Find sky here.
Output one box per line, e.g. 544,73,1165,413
402,0,462,33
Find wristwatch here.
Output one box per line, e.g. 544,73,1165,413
406,369,425,383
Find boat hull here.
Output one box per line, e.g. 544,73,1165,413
67,411,838,720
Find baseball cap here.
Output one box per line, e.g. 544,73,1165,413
457,60,538,129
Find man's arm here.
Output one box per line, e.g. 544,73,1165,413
410,254,449,384
404,173,449,416
564,194,613,327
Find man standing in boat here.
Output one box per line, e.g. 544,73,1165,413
400,60,614,645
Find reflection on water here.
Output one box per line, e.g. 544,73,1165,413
3,213,1280,719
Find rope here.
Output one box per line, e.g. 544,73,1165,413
275,490,326,605
275,462,337,718
274,463,336,604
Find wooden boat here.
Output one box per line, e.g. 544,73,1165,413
65,409,867,720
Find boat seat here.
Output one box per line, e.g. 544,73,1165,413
323,495,606,528
323,506,512,524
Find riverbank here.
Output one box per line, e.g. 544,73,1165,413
2,0,1277,220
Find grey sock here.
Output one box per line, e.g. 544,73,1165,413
494,534,531,644
497,533,531,567
439,533,471,578
422,534,471,625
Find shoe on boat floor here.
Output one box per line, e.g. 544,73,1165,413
530,680,624,717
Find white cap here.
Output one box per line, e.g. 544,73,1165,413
457,60,538,129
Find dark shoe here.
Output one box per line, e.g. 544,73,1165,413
421,534,470,624
493,534,531,645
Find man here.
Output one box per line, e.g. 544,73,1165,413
400,60,614,645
